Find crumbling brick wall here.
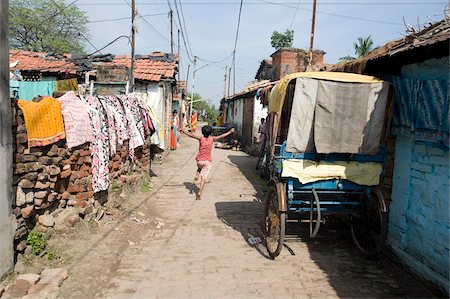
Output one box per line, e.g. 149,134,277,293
11,103,151,253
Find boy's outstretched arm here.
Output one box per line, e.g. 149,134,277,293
181,129,202,140
213,128,235,141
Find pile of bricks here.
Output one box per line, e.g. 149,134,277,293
12,103,152,253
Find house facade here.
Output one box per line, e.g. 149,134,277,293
332,20,449,293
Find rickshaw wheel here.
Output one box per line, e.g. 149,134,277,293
264,184,286,258
350,191,387,256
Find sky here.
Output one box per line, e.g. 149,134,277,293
75,0,447,106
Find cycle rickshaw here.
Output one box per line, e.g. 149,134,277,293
260,72,392,258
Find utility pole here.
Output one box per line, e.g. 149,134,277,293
177,29,180,83
170,10,174,55
309,0,317,65
130,0,136,92
232,51,236,95
0,0,14,278
227,65,232,97
223,66,228,99
190,56,197,115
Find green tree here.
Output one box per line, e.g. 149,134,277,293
9,0,89,54
354,35,374,58
188,93,219,121
271,29,294,50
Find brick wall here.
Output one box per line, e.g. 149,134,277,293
12,103,151,253
271,49,325,80
388,136,449,289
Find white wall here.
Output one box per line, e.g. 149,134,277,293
252,96,268,148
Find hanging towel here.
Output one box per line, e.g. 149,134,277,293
17,97,66,147
55,78,78,92
18,81,55,101
58,91,92,149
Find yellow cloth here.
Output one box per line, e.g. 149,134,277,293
55,78,78,92
268,72,384,113
217,115,224,127
17,97,66,147
281,159,383,186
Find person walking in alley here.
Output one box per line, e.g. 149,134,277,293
182,125,235,200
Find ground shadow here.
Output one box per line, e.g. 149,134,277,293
215,201,271,259
226,154,267,200
183,182,198,195
280,216,439,298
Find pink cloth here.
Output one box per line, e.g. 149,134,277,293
196,137,214,162
58,91,92,149
196,160,211,179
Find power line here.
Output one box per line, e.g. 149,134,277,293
177,0,194,57
48,0,101,53
88,13,167,23
257,0,404,25
170,0,195,62
76,2,445,5
290,0,301,29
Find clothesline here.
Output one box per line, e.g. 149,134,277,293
16,91,157,193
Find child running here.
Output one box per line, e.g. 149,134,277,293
182,125,235,200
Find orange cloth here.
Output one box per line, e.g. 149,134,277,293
17,97,66,147
191,114,197,132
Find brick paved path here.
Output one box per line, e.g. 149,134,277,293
62,136,436,299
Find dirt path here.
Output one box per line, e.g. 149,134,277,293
58,136,436,299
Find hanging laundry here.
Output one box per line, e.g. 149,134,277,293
55,78,78,92
135,92,155,137
98,96,118,156
82,96,110,193
17,97,65,147
108,96,129,145
18,81,55,101
58,91,92,149
118,95,144,159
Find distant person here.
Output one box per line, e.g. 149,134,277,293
182,126,235,200
258,117,267,152
170,110,179,150
217,112,224,127
190,111,197,132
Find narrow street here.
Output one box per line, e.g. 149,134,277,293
58,135,435,299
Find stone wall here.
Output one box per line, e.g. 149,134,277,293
11,103,151,253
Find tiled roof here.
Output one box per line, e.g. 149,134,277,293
108,54,177,81
9,50,178,82
9,50,78,74
226,80,275,100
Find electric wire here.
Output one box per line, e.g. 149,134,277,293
88,13,168,23
177,0,194,57
76,2,446,5
48,0,101,53
290,0,301,29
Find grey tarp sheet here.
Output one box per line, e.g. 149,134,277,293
286,78,389,154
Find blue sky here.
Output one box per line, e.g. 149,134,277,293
76,0,447,106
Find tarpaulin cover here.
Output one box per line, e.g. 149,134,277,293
268,72,384,114
285,77,389,154
282,159,383,186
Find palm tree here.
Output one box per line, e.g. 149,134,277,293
354,35,374,58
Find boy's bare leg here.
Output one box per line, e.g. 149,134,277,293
197,177,206,200
193,168,201,184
